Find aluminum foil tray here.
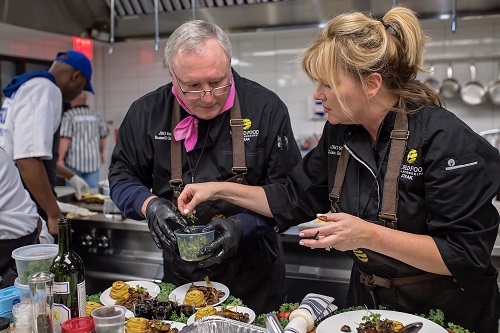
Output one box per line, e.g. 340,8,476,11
180,316,268,333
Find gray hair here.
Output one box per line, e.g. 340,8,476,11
164,20,232,69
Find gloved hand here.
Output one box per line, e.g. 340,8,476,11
68,174,90,200
145,197,189,251
198,216,244,268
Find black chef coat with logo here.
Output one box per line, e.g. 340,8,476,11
109,70,302,314
264,105,500,333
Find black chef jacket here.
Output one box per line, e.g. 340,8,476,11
108,69,302,314
264,105,500,332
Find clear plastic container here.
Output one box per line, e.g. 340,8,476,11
103,198,122,220
14,277,30,303
174,226,215,262
11,244,58,285
91,305,126,333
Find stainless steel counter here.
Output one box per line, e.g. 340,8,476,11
64,193,500,298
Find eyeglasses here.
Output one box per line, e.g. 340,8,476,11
172,70,232,100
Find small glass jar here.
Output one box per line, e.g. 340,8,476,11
12,301,33,333
0,316,10,333
61,317,95,333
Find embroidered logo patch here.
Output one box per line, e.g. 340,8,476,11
242,118,252,130
407,149,418,163
211,214,225,221
353,249,368,263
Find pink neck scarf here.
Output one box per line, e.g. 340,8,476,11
172,77,235,152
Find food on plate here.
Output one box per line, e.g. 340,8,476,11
147,320,179,333
110,280,130,300
194,306,216,320
117,285,153,310
194,305,250,323
213,307,250,323
340,324,352,332
133,299,173,319
185,282,225,306
126,317,150,333
86,301,102,316
354,312,404,333
184,290,206,307
80,193,107,204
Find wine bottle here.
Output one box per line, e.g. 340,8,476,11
50,218,86,333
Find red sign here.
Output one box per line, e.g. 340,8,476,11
72,37,93,60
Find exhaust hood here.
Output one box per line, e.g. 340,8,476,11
1,0,500,42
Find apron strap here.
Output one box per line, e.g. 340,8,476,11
33,218,42,244
329,112,409,227
228,93,247,175
170,100,183,198
329,147,350,213
170,94,247,197
358,268,440,307
378,112,409,226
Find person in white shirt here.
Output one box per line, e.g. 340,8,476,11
0,146,53,287
0,50,93,236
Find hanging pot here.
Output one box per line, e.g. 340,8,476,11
488,62,500,105
460,63,487,106
423,65,441,94
440,63,460,99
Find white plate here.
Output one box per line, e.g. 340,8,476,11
158,320,186,330
187,305,256,325
170,281,229,308
316,309,447,333
125,310,135,319
100,280,161,306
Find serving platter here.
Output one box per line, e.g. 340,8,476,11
100,280,161,306
186,305,256,325
316,309,447,333
170,281,229,308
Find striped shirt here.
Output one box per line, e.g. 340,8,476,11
60,105,107,173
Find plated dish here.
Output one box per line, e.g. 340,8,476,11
101,280,161,306
316,309,447,333
158,320,186,331
186,305,256,325
169,281,229,308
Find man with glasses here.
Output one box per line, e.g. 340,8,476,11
108,20,301,314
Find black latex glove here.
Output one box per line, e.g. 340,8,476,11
197,216,244,268
145,197,189,251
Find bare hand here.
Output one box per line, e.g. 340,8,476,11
47,216,60,236
177,183,217,215
298,213,375,251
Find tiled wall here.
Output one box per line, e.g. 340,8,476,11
1,15,500,181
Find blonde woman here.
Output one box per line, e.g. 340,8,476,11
178,7,500,332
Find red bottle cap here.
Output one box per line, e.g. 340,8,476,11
61,317,95,333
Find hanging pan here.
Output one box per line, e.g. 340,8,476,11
440,63,460,99
460,63,487,106
423,65,441,94
488,62,500,105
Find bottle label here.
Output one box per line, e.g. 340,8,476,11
77,280,86,317
53,303,71,333
53,281,70,294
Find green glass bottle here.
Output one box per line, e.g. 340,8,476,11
50,218,86,333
